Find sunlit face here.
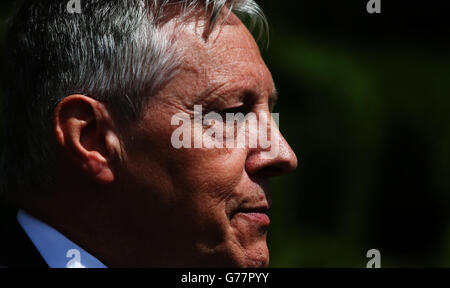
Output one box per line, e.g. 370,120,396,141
118,13,297,267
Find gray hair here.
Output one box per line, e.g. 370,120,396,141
0,0,267,199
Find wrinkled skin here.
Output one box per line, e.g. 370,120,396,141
113,14,298,267
40,12,298,268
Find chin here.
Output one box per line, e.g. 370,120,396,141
246,245,270,268
199,239,269,268
233,240,270,268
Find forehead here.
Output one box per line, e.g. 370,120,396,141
161,13,274,105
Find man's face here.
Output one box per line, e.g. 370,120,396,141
118,14,297,267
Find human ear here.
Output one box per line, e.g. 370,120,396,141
53,94,122,184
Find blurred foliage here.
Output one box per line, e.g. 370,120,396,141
259,0,450,267
1,0,450,267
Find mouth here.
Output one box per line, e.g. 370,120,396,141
230,206,271,227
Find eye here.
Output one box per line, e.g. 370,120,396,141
219,104,248,117
201,105,248,127
221,105,247,115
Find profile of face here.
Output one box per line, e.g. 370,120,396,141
52,11,297,267
112,14,297,268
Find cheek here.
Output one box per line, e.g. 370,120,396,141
171,147,247,199
167,147,248,238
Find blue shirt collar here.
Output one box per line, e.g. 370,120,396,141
17,209,107,268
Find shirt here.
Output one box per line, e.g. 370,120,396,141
17,209,107,268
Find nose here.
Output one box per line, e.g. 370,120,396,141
245,119,298,178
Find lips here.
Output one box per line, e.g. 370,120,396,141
234,212,270,226
231,205,271,227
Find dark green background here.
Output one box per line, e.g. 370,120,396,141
1,0,449,267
